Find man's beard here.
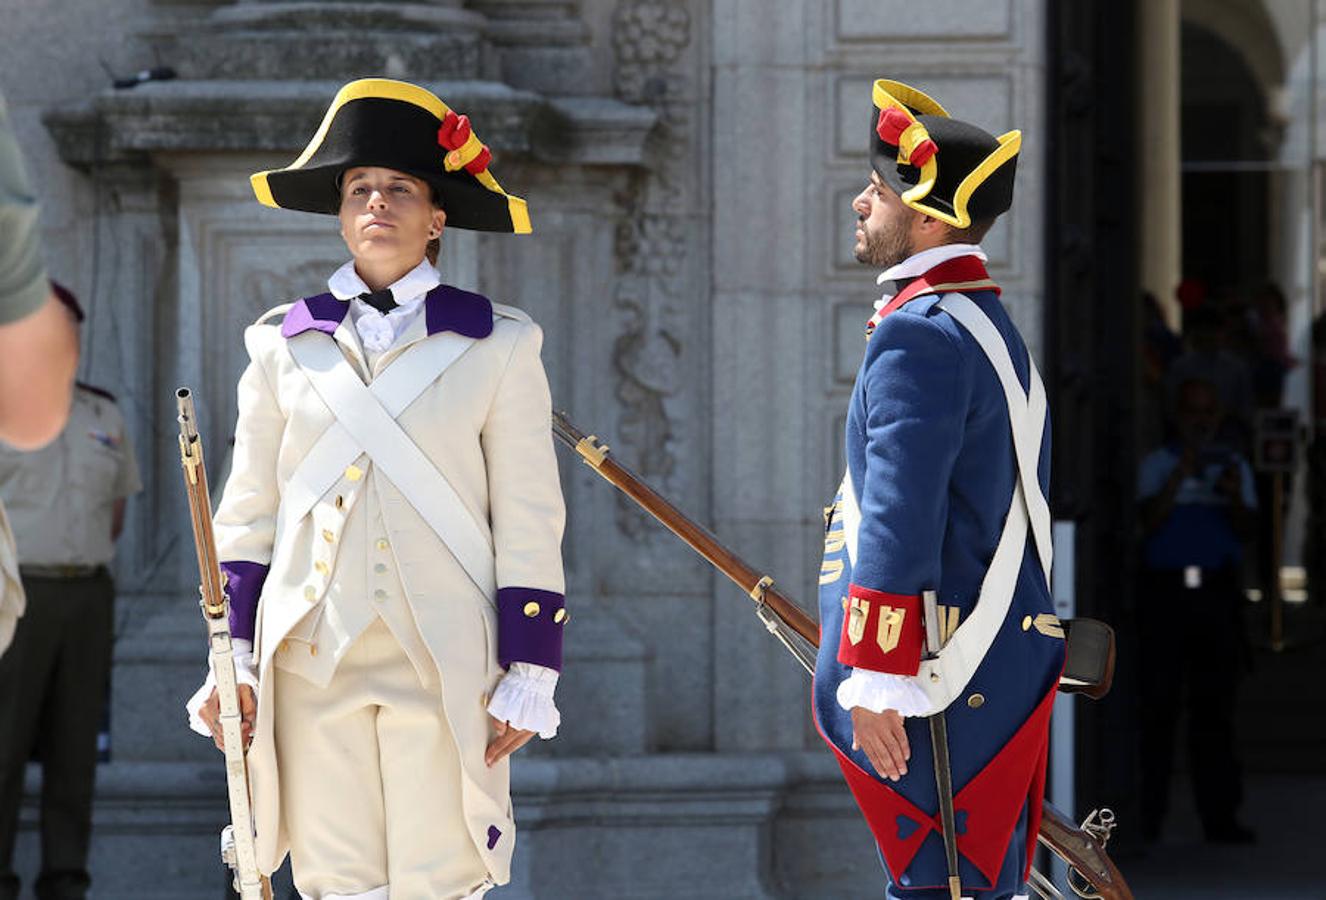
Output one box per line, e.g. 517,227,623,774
855,217,913,269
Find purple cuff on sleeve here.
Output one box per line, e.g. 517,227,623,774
221,561,269,642
496,587,565,671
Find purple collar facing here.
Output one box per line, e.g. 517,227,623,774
281,284,494,340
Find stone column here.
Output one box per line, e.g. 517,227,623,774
1137,0,1183,329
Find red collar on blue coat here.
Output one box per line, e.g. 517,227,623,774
866,254,1000,340
280,284,495,340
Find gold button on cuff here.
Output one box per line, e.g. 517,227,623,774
345,465,363,482
374,589,388,602
374,563,388,574
376,538,390,552
322,529,335,544
303,585,317,601
967,693,986,709
554,608,569,624
314,560,329,575
1021,615,1032,632
523,601,541,618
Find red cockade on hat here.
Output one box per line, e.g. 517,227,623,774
437,111,493,176
876,106,937,168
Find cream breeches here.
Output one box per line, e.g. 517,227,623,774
274,617,490,900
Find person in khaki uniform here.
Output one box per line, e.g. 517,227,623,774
186,79,567,900
0,89,81,660
0,284,142,900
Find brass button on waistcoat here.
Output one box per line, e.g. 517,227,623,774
345,465,363,482
374,589,388,602
374,562,387,574
314,560,329,575
303,585,317,601
376,538,389,552
322,529,335,544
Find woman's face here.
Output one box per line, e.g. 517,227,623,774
338,166,446,266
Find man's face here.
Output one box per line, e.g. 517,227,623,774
852,171,917,268
1175,381,1222,448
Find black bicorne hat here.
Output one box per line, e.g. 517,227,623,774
251,79,529,233
869,79,1019,228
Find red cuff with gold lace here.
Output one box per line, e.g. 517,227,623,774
836,584,924,675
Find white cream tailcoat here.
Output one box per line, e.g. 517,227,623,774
208,269,566,882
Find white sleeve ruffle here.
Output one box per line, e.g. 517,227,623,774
486,662,560,739
185,638,259,737
836,668,935,718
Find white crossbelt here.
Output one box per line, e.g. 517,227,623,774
283,330,497,600
839,294,1050,709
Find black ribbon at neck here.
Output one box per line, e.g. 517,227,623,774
358,289,398,314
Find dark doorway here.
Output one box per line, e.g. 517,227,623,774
1045,0,1141,837
1181,22,1272,293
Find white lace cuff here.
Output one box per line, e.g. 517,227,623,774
185,638,259,737
486,662,560,739
836,668,935,718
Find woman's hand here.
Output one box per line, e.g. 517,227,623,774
197,684,258,752
485,716,535,766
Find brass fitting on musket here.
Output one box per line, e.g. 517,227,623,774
749,575,774,603
575,434,610,468
177,388,202,485
552,410,610,468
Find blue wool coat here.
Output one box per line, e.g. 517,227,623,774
813,286,1065,897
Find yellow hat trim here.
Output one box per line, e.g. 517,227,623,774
872,79,949,118
444,132,487,173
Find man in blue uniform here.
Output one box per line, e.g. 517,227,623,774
813,80,1065,900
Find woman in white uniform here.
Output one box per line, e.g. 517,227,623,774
188,78,568,900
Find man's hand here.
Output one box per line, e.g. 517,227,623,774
485,716,535,767
851,706,910,781
198,684,257,752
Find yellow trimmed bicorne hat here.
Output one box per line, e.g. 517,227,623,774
251,78,530,233
870,79,1020,228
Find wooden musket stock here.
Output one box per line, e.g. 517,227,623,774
552,410,1132,900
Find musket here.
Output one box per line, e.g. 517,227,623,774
552,410,1132,900
177,388,272,900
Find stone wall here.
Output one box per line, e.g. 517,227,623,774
4,0,1046,895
